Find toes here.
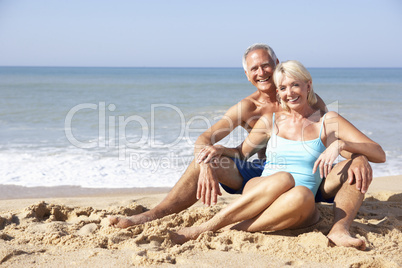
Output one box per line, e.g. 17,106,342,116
116,219,130,228
355,239,366,251
327,233,367,250
168,229,192,244
108,215,119,226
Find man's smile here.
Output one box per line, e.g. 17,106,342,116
257,77,270,83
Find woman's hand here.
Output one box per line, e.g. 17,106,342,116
197,145,224,164
313,140,345,178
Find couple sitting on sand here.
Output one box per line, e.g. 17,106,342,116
109,44,385,250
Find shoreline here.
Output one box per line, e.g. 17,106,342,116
0,184,172,200
0,175,400,201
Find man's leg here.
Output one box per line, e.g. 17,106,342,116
109,157,244,228
320,159,366,250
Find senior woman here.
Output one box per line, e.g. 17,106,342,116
171,60,385,244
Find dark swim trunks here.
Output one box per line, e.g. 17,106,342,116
220,158,264,194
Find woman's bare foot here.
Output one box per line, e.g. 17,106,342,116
108,214,153,228
170,226,205,244
327,229,366,250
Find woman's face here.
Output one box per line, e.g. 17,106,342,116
276,75,311,110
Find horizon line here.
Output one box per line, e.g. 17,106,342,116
1,65,401,69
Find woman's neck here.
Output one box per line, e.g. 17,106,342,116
289,106,318,120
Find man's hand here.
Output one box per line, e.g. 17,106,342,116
348,155,373,193
197,145,224,164
197,163,222,206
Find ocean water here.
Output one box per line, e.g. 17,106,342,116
0,67,401,188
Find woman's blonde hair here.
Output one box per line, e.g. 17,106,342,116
273,60,317,111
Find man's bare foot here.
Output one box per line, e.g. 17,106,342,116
170,226,205,244
108,214,153,228
327,229,366,250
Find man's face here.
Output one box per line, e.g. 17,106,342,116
244,49,276,92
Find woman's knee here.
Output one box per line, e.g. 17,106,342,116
243,176,263,191
259,172,295,192
274,171,295,188
286,186,315,207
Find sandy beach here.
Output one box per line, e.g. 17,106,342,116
0,175,401,267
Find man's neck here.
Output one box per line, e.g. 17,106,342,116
257,88,278,104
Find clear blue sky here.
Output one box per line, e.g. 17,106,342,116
0,0,401,67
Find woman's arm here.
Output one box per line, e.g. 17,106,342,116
197,114,272,164
313,111,386,177
329,112,385,162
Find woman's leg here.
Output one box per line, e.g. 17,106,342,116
230,186,318,232
171,172,295,243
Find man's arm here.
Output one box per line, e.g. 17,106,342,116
195,100,254,206
194,100,250,157
197,116,270,163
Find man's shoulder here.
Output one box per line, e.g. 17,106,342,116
240,96,258,109
222,95,259,124
227,93,259,111
224,91,280,122
242,90,266,107
242,92,280,113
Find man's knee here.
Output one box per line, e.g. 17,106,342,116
321,160,351,196
213,156,243,189
327,160,350,182
329,159,372,183
212,156,239,180
212,156,236,170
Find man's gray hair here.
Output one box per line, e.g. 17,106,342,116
242,43,278,71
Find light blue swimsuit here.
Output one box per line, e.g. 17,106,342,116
261,113,327,196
